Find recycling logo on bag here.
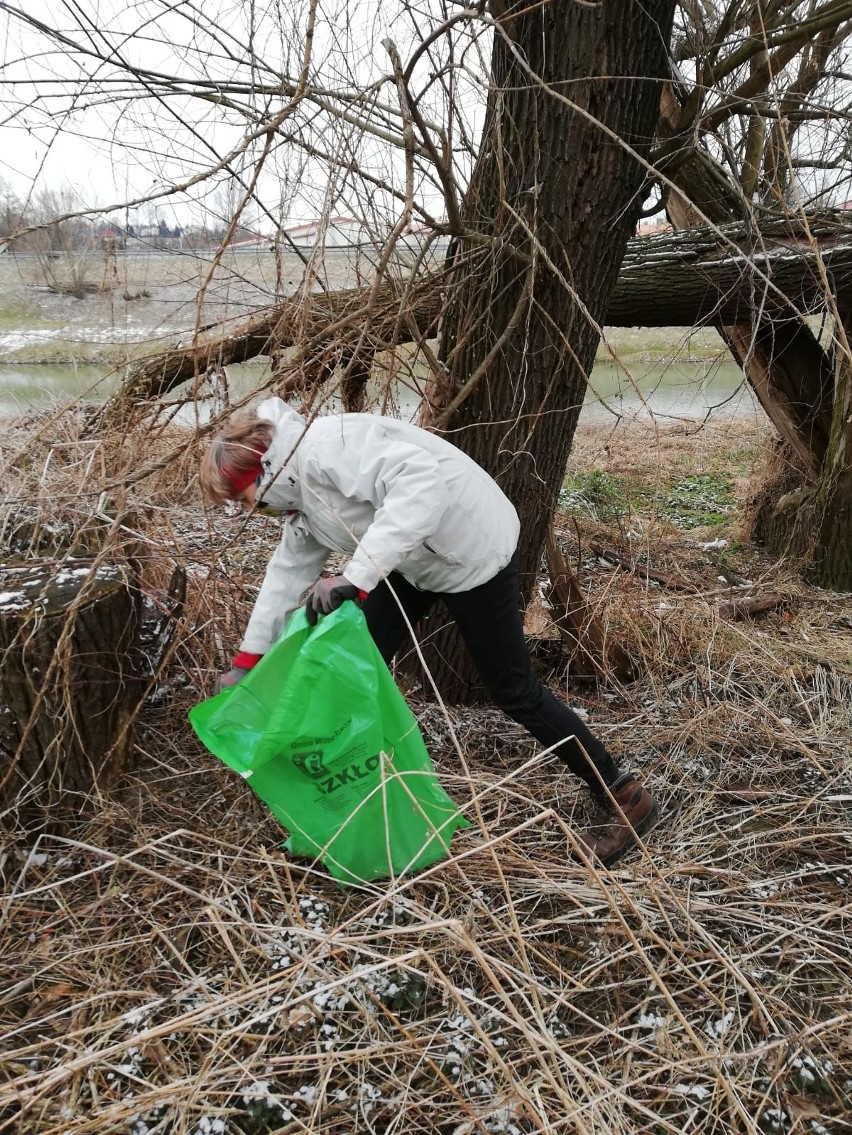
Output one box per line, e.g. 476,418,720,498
292,750,327,778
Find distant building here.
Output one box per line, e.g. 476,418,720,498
96,225,125,251
279,217,454,260
282,216,374,250
636,217,673,236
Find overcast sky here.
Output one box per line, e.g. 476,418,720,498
2,0,848,234
0,0,484,230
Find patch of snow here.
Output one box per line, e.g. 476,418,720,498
761,1106,789,1132
637,1012,667,1030
241,1080,295,1123
122,1005,154,1027
751,880,780,900
193,1120,226,1135
673,1082,710,1100
298,894,330,930
546,1014,572,1040
0,589,27,608
788,1053,833,1083
704,1009,735,1040
311,984,349,1013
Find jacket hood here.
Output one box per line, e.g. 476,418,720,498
255,398,308,510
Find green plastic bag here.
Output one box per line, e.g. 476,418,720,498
189,604,470,884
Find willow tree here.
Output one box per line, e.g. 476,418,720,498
397,0,676,699
2,0,678,701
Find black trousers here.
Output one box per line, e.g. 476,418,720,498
361,556,622,792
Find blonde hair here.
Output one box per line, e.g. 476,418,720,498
199,416,274,505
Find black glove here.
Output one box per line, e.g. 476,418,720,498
213,666,250,694
305,575,360,625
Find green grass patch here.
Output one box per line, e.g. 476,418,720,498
560,469,735,531
1,339,148,366
0,293,49,329
662,473,734,529
559,470,633,523
600,325,725,363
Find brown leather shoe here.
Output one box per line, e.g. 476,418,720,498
576,775,660,867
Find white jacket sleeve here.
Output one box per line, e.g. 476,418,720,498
239,515,329,654
311,427,451,592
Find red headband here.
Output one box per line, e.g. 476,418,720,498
222,460,264,497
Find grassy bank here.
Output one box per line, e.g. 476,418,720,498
0,327,729,370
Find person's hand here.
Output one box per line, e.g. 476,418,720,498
305,576,360,625
213,666,250,695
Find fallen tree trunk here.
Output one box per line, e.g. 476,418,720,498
98,213,852,426
96,282,442,428
615,215,852,331
0,560,142,829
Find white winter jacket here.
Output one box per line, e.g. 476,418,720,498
238,398,520,655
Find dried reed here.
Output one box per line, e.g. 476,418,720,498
1,407,850,1135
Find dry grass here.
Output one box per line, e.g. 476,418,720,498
1,407,851,1135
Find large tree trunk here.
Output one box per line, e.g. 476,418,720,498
815,471,852,587
659,95,852,588
399,0,675,701
752,313,852,587
817,309,852,586
0,560,142,829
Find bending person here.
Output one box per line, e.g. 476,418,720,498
199,397,660,866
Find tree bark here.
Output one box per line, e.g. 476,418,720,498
813,470,852,587
401,0,675,701
0,560,142,829
616,217,852,336
812,307,852,587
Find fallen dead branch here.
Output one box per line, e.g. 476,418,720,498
590,542,700,592
96,278,443,429
717,592,786,619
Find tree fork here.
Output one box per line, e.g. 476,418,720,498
402,0,676,702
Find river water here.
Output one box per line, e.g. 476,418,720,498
0,355,757,424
